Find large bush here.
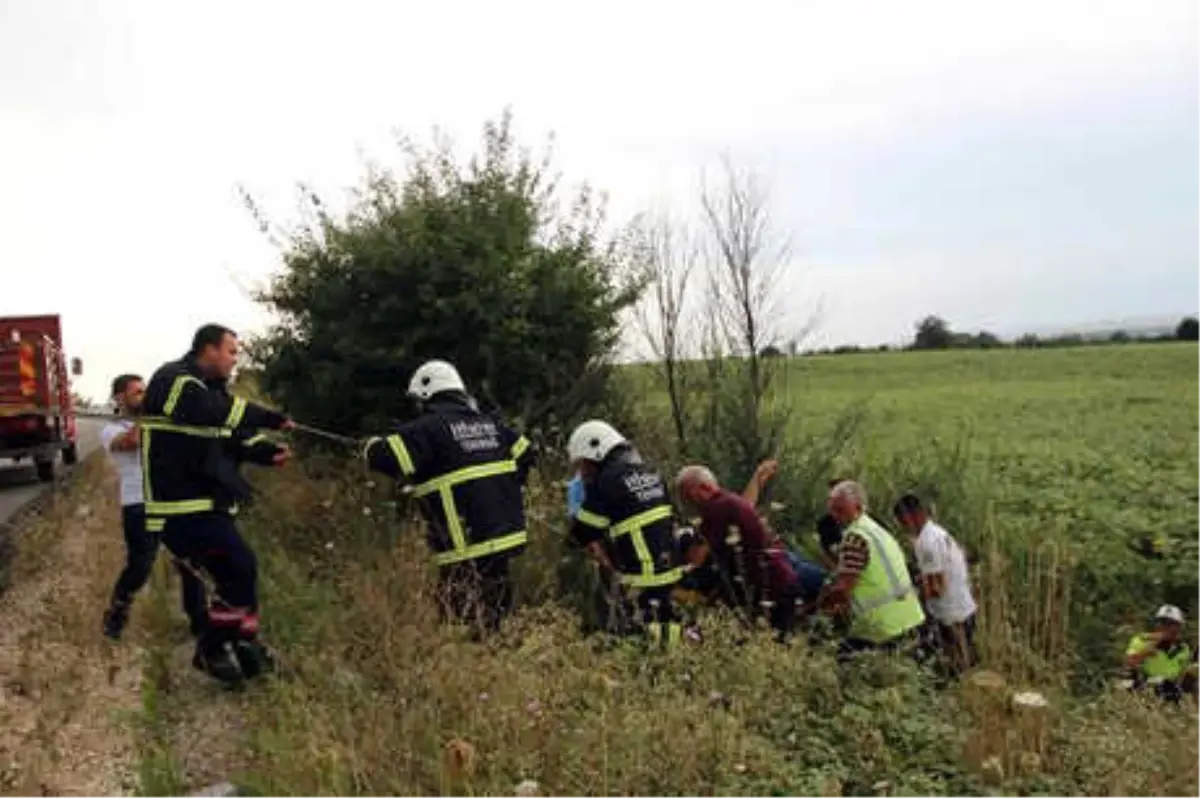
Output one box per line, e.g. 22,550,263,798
245,111,643,436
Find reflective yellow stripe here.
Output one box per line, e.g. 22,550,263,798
629,528,656,577
411,460,516,498
386,434,416,476
410,459,525,563
511,435,530,460
646,622,683,648
622,566,684,588
439,485,468,553
611,505,672,537
163,375,205,416
608,504,672,580
576,508,610,529
243,434,268,446
145,499,215,515
223,396,247,428
145,517,165,533
140,417,233,438
432,530,528,566
141,426,153,503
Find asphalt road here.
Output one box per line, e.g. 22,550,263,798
0,418,105,525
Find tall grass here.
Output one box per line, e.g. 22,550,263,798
138,445,1197,796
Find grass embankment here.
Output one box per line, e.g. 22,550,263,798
130,343,1197,795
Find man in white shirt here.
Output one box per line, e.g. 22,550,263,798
100,374,206,641
893,493,978,676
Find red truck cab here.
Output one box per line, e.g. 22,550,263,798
0,315,83,482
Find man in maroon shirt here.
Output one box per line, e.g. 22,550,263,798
675,464,803,638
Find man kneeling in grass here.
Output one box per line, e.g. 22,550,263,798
1125,605,1196,704
675,464,826,641
820,481,926,661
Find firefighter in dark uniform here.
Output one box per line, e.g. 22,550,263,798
141,324,293,685
361,359,535,637
566,419,688,648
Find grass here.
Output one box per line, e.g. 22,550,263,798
124,341,1197,795
2,344,1193,794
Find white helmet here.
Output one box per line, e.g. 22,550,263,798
567,420,627,464
408,359,466,401
1155,604,1185,624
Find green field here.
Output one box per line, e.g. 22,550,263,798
779,343,1197,548
129,342,1198,796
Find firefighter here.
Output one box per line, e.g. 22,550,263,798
361,360,535,637
141,324,293,685
566,419,688,648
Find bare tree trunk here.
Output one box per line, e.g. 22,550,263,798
698,153,791,469
632,212,699,457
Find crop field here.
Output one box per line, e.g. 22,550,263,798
776,343,1197,554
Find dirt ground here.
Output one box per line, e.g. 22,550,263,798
0,457,242,796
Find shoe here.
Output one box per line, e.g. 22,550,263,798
192,644,245,686
231,639,276,680
103,603,130,641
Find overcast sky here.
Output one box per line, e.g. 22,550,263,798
1,0,1196,400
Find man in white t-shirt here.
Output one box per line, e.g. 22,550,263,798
100,374,206,641
893,493,978,676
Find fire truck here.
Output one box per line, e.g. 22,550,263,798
0,315,83,482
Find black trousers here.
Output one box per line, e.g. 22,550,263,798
160,512,260,654
111,504,207,634
438,554,515,636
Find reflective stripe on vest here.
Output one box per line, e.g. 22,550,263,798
1130,635,1193,680
431,530,528,566
847,515,924,643
578,504,680,588
139,415,236,518
410,459,524,566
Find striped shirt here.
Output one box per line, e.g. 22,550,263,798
836,527,871,576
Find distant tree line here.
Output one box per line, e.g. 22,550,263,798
789,314,1199,358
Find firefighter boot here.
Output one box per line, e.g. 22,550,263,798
102,600,131,641
192,642,244,686
232,638,277,680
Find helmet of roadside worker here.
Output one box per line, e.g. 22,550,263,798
567,420,626,464
1155,605,1185,625
408,360,466,401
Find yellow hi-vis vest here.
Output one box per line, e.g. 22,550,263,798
846,514,926,643
1126,634,1193,681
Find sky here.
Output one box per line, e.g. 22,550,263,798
0,0,1196,401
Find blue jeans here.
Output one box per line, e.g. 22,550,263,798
785,551,827,602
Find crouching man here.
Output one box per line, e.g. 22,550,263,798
819,481,926,661
1125,605,1196,703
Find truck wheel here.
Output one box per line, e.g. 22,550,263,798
63,443,78,466
36,459,55,483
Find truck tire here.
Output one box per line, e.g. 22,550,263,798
63,443,78,466
36,459,55,483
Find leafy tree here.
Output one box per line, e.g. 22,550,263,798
1176,316,1199,341
243,112,643,436
911,315,954,350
